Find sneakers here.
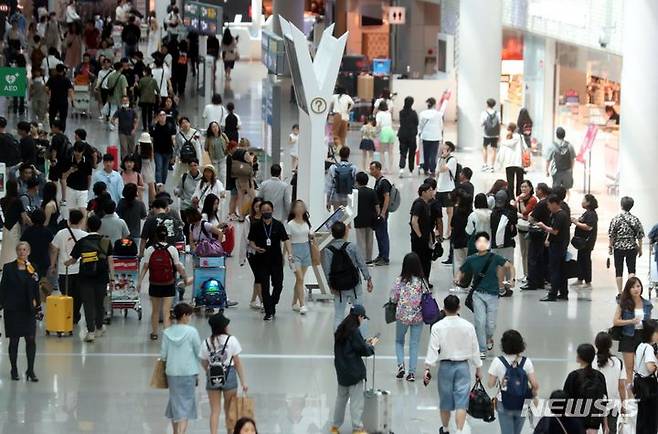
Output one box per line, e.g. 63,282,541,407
480,352,487,360
96,326,106,337
263,314,273,321
372,257,390,266
487,338,494,351
406,372,416,382
84,332,95,342
399,168,404,178
292,303,301,312
299,305,308,315
396,364,405,379
226,300,239,308
249,300,262,310
439,428,450,434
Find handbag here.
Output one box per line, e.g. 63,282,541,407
516,219,531,232
608,325,623,341
383,300,397,324
194,222,225,257
431,240,444,261
522,148,531,168
570,235,589,250
227,395,254,431
231,159,253,178
633,345,658,400
150,359,168,389
465,253,495,312
467,379,496,422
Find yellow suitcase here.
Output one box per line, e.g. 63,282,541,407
45,269,74,337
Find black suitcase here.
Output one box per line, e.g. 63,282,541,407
374,75,391,97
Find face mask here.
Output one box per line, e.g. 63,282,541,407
475,240,490,252
262,212,273,220
122,104,129,108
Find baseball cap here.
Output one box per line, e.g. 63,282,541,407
350,304,369,320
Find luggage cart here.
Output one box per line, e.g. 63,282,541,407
108,256,143,322
649,244,658,299
72,84,92,117
192,256,227,315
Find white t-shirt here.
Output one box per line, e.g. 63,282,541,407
51,228,89,275
199,334,242,367
594,356,626,407
437,155,457,193
419,108,444,141
331,94,354,121
635,343,658,377
375,110,393,129
202,104,226,127
635,308,645,329
289,133,299,158
143,243,181,269
286,220,312,245
152,67,170,97
191,221,216,242
488,355,535,400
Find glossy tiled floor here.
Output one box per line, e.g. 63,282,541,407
0,61,648,434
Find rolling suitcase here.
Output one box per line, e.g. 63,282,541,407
363,355,393,433
357,74,375,101
45,267,74,337
221,224,235,256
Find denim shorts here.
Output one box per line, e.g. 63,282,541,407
292,242,312,268
437,360,471,411
205,366,238,391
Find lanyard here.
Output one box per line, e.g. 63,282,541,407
263,222,273,241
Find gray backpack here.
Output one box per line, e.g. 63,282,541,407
483,112,500,137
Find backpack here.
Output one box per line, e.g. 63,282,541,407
148,243,176,285
483,111,500,137
447,156,462,189
579,370,607,401
78,236,111,278
553,142,573,172
334,163,355,195
327,243,360,293
200,278,227,308
178,52,188,65
206,336,232,387
113,238,137,257
388,183,401,213
499,356,533,411
179,132,197,164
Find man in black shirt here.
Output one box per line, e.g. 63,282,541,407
46,64,74,132
424,177,445,266
537,194,571,301
0,116,21,167
247,201,293,321
353,172,378,264
369,161,391,266
457,166,475,198
150,110,177,184
61,142,93,215
522,182,551,291
17,121,37,166
410,183,434,280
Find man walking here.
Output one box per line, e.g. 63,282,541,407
258,164,291,222
326,147,357,212
111,95,139,158
537,195,571,301
480,98,500,172
418,97,447,176
60,141,93,217
150,110,177,184
546,127,576,195
424,295,482,434
410,183,434,281
353,172,378,264
322,222,373,330
369,161,391,266
46,64,74,132
92,153,124,204
174,158,202,212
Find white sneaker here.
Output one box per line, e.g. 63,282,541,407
480,352,487,360
84,332,95,342
481,165,488,172
571,280,584,288
449,287,469,294
399,169,404,178
249,301,261,310
487,166,495,173
96,326,106,337
299,305,308,315
292,303,301,312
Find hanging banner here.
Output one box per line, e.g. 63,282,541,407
576,124,598,163
0,67,27,97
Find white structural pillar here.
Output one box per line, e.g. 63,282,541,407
619,0,658,226
279,17,348,222
457,0,502,149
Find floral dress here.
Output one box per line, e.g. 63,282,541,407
389,276,424,325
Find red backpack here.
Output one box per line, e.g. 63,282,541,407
149,244,175,285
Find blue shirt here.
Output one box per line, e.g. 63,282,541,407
91,169,124,204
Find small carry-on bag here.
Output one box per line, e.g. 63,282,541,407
220,224,235,256
363,355,393,433
45,266,74,337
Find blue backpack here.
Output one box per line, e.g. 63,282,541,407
499,356,533,410
200,278,227,309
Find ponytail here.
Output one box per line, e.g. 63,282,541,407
594,332,613,368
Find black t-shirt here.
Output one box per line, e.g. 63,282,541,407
140,212,185,247
574,210,598,250
457,181,474,198
20,136,37,166
248,219,289,261
429,196,443,224
410,198,432,240
150,122,176,155
530,198,550,225
60,156,93,191
549,209,570,246
451,208,471,249
20,226,54,273
354,186,377,229
374,176,392,209
46,75,73,103
1,198,24,230
563,368,607,430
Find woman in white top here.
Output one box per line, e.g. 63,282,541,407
193,165,225,210
65,0,80,24
202,94,226,127
375,101,395,174
497,122,525,197
373,89,393,116
487,330,539,434
594,331,627,433
330,86,354,147
633,320,658,434
466,193,492,254
187,209,223,252
241,198,263,310
200,313,248,434
286,200,314,315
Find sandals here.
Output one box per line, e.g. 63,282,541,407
150,333,158,341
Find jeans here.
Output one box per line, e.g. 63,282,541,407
79,277,108,333
498,403,526,434
437,360,470,411
334,285,363,330
548,242,568,297
577,248,593,283
332,381,364,430
422,140,440,174
355,228,373,262
395,322,423,374
399,137,417,171
473,291,499,352
155,152,171,185
374,216,390,262
505,166,524,197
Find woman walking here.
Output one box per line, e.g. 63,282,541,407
375,101,395,174
160,303,201,434
241,198,263,310
0,180,31,268
117,183,147,246
221,28,238,80
593,331,626,434
634,319,658,434
200,313,248,434
286,200,313,315
397,96,418,177
0,241,41,382
608,196,645,294
390,252,425,382
571,194,598,297
41,181,61,235
205,121,229,185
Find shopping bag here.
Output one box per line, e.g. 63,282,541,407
150,359,168,389
383,301,397,324
227,395,255,430
310,240,322,266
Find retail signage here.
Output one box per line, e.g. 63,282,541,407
0,67,27,97
388,6,406,25
576,124,598,163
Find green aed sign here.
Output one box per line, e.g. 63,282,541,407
0,67,27,97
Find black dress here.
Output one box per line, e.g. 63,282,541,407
0,261,40,338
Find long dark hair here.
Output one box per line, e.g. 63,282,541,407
335,313,360,344
1,180,19,209
287,199,311,227
400,252,424,283
232,417,258,434
122,183,138,208
595,331,613,368
250,197,263,220
488,179,508,196
401,96,414,113
139,141,153,159
222,28,233,46
41,181,58,210
516,108,532,129
577,343,596,374
206,121,221,138
620,276,644,312
201,193,220,222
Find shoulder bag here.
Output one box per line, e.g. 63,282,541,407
465,253,495,312
633,344,658,400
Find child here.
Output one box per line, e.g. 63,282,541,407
289,123,299,170
359,117,377,171
29,68,49,122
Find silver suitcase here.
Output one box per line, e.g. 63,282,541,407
362,355,393,433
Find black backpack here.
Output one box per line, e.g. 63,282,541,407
0,133,21,167
179,131,197,164
78,235,111,278
334,163,355,195
553,142,573,172
327,243,360,294
447,156,462,189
